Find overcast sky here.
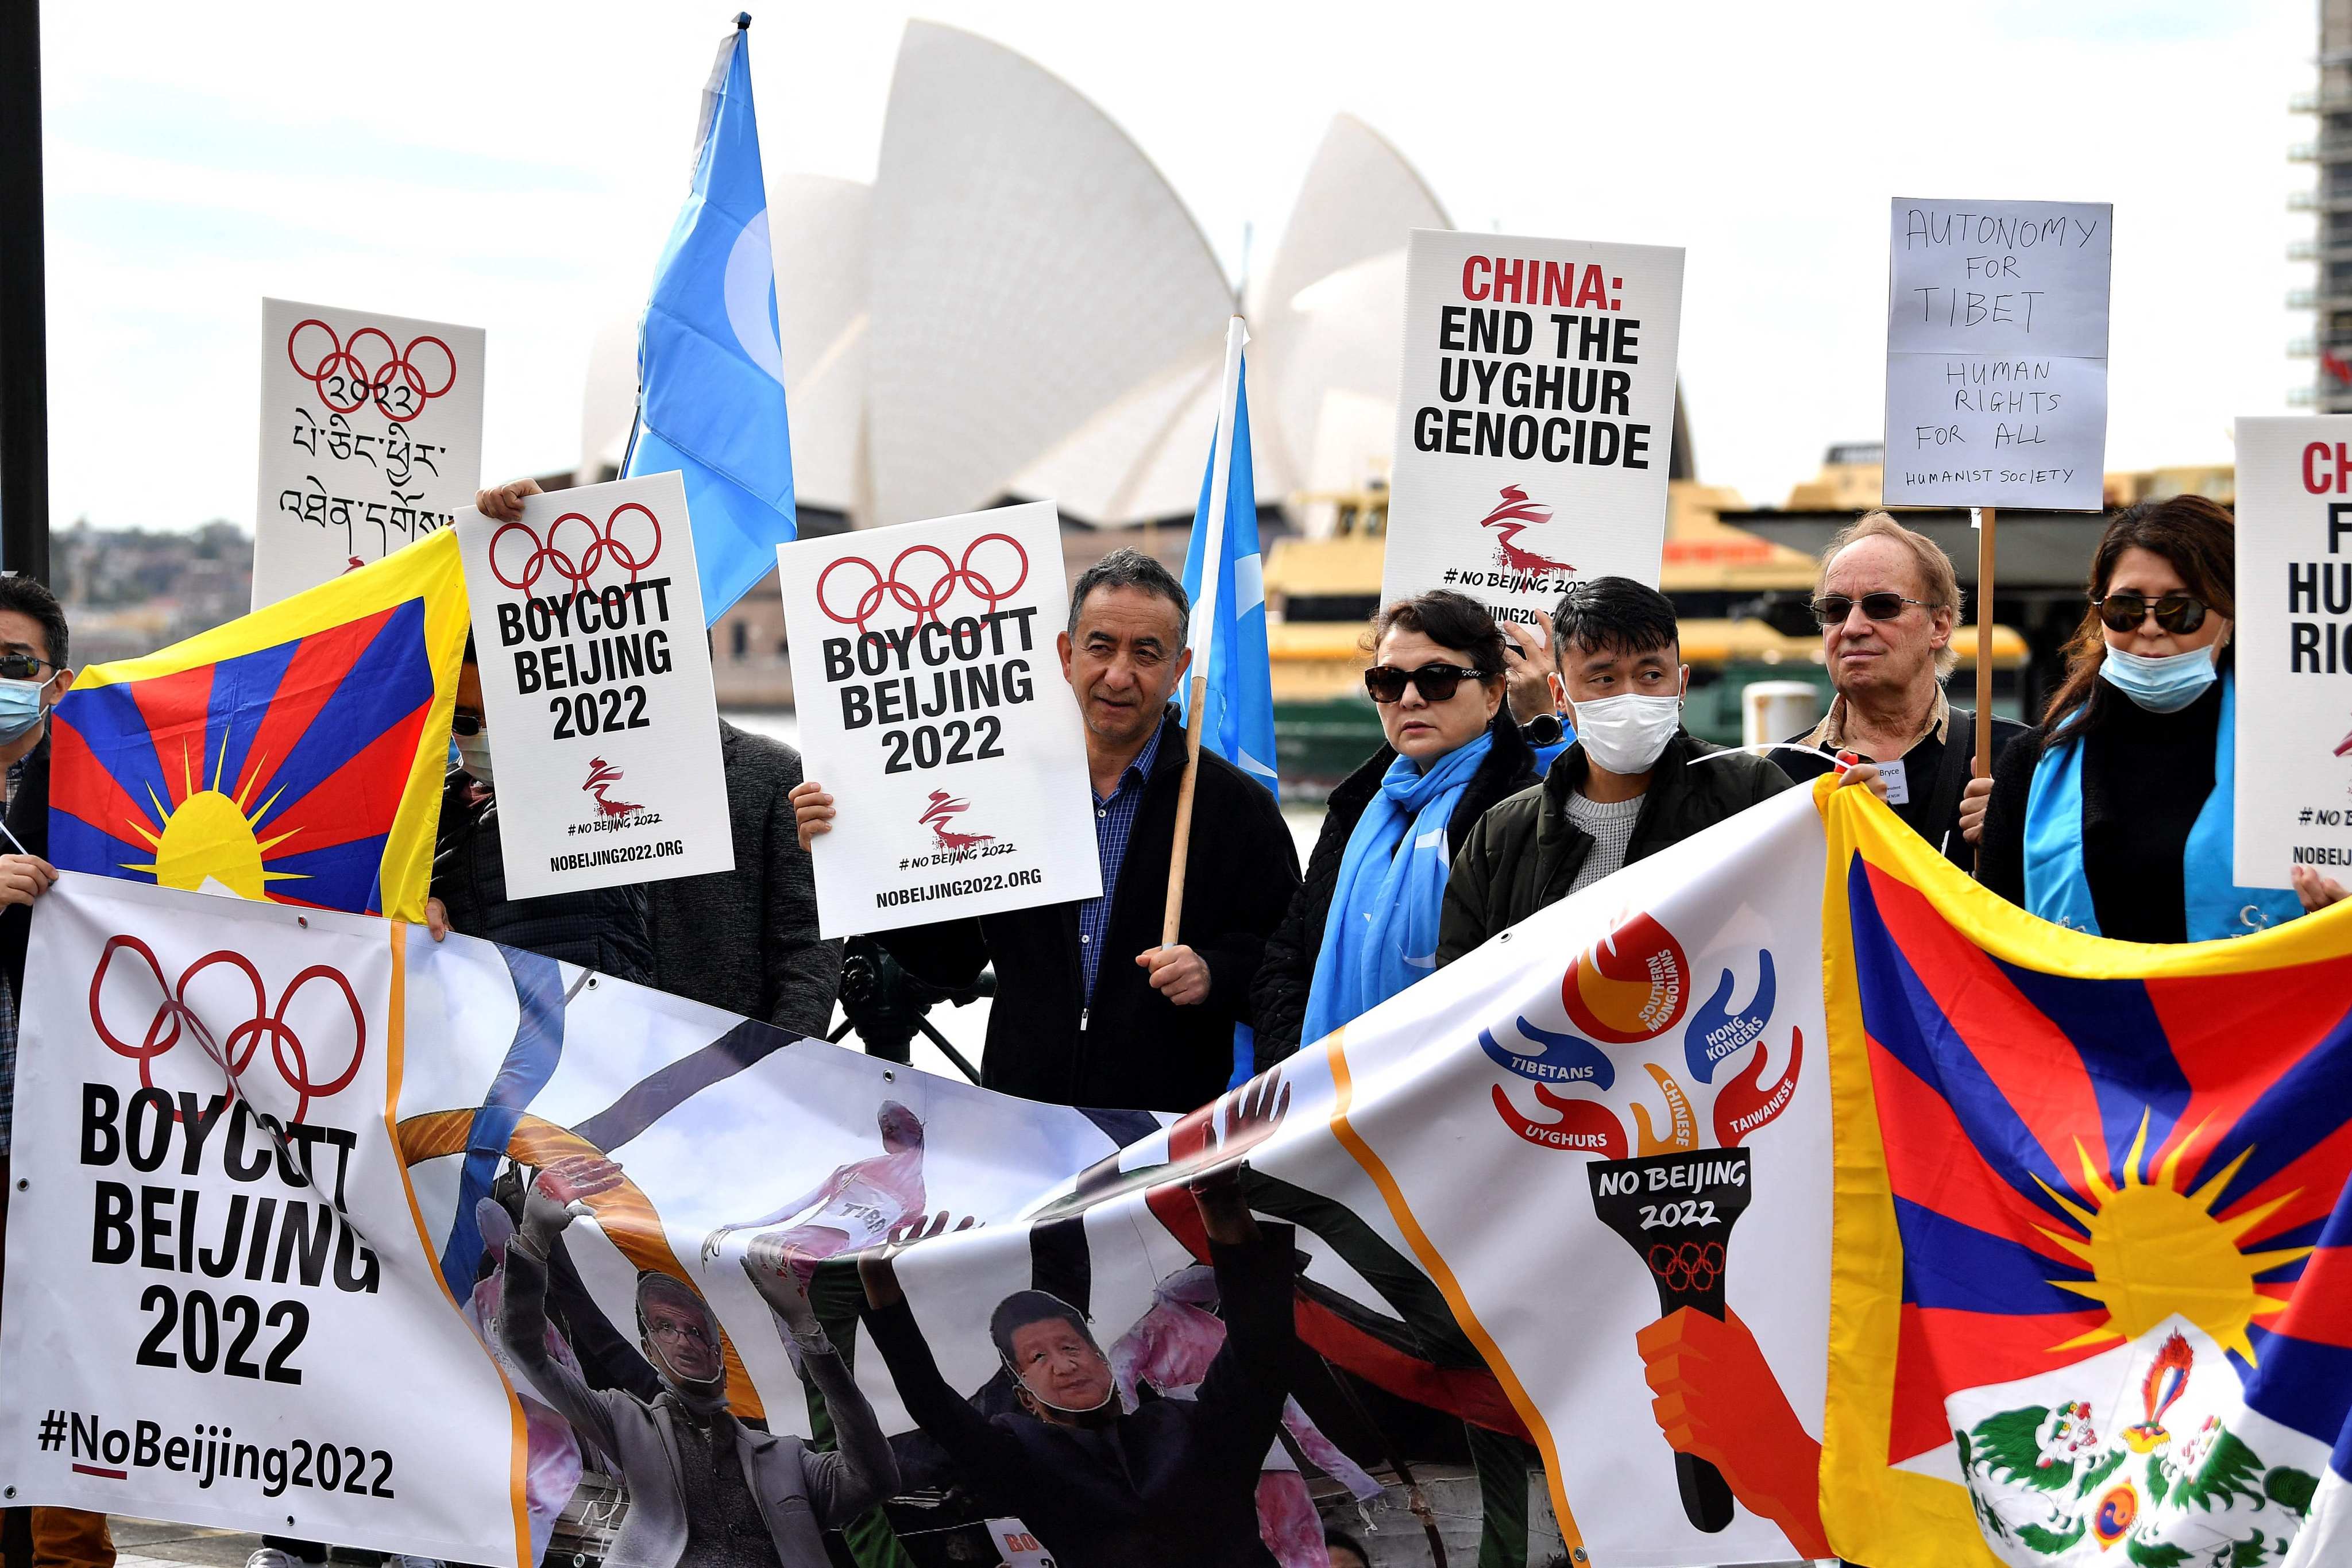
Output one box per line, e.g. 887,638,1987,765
38,0,2313,532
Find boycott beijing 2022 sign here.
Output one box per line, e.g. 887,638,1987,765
1381,228,1685,628
453,470,732,899
775,500,1099,938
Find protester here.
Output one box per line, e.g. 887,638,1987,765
475,480,840,1032
858,1163,1295,1568
0,575,113,1568
499,1155,897,1568
1252,591,1540,1068
793,548,1299,1111
424,635,655,983
1772,512,2023,865
1971,496,2310,940
1436,578,1798,963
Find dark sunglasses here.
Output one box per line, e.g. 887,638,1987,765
2093,593,2209,636
451,711,485,737
1809,593,1936,627
0,652,57,682
1364,663,1488,704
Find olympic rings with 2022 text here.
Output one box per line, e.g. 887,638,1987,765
1645,1240,1725,1295
816,534,1029,633
489,504,663,593
285,320,458,423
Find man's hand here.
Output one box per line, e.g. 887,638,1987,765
476,477,543,522
1136,944,1210,1006
1500,620,1554,724
2293,864,2349,913
520,1155,625,1256
1636,1307,1829,1559
1830,754,1889,801
790,780,835,852
0,854,57,910
424,896,450,942
741,1234,822,1335
1957,774,1992,845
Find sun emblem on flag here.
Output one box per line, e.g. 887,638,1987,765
119,730,306,899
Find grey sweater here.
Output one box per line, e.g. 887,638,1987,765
647,722,842,1037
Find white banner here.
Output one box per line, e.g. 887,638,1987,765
254,299,485,608
2234,416,2352,889
1880,199,2111,510
1381,228,1685,629
775,501,1099,937
453,471,732,898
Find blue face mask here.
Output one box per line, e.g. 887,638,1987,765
0,678,48,744
2098,644,2218,714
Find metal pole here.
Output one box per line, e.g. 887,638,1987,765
0,0,51,584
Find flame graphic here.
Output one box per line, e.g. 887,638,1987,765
1477,485,1574,574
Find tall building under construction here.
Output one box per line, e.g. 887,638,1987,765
2294,2,2352,411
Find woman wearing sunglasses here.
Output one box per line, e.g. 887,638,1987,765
1249,592,1542,1063
1972,496,2309,940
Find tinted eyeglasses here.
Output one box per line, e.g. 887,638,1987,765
451,711,486,737
1809,593,1936,627
2093,593,2210,636
0,652,57,682
1363,663,1488,704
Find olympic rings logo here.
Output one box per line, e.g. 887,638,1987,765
90,936,366,1126
489,504,663,593
286,319,458,422
816,535,1029,633
1644,1241,1725,1295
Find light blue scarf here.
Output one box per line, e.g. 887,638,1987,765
1303,731,1494,1042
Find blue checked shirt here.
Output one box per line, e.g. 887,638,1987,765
1077,724,1164,1003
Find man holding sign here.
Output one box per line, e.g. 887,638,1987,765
793,550,1297,1112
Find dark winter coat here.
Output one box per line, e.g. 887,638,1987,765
430,770,655,984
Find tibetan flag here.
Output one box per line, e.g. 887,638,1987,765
1818,785,2352,1567
49,528,468,922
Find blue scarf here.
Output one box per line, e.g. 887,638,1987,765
1303,731,1494,1042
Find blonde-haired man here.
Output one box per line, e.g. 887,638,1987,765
1776,512,2023,865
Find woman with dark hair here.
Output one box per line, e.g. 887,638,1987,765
1250,591,1542,1066
1972,496,2307,941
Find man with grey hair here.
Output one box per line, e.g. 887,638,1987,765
793,547,1297,1111
1775,511,2023,866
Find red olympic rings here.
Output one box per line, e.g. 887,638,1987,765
286,319,458,420
816,534,1029,633
489,503,663,592
1644,1241,1726,1295
89,934,366,1126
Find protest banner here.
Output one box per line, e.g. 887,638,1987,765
2232,416,2352,890
6,786,2349,1568
1881,199,2112,511
453,470,732,899
1380,228,1685,629
253,299,485,608
775,500,1098,937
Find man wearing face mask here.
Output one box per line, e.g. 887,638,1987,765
425,636,655,982
1436,577,1795,964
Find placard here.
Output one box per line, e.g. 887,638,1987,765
1881,199,2111,510
1381,228,1684,629
776,500,1099,937
2234,415,2352,889
454,470,732,898
253,299,485,607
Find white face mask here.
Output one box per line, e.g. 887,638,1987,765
1571,692,1683,775
456,731,494,787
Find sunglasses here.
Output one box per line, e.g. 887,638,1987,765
1364,663,1488,704
1809,593,1937,627
451,711,486,737
2093,593,2209,636
0,652,56,682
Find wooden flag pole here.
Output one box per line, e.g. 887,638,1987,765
1973,506,1997,781
1163,315,1249,946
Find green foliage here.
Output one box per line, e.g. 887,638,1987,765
2177,1430,2267,1513
1971,1407,2073,1493
2018,1519,2085,1555
2229,1531,2268,1568
2123,1536,2191,1568
2145,1453,2171,1507
2073,1446,2125,1497
2263,1466,2318,1518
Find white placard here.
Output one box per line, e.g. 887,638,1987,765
1381,228,1684,629
1881,199,2112,510
777,501,1099,937
454,470,732,899
253,298,485,607
2234,416,2352,888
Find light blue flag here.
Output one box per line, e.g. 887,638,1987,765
627,14,795,623
1178,352,1277,1088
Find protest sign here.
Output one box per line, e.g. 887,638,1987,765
453,470,731,898
1881,199,2112,510
253,299,485,608
1380,227,1684,629
2233,416,2352,890
775,500,1098,937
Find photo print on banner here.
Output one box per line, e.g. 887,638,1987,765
454,470,733,899
1381,228,1685,626
253,299,485,608
775,500,1099,937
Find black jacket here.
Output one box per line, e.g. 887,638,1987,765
1437,731,1791,965
0,739,47,1003
430,770,656,985
880,712,1299,1113
1250,713,1539,1069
